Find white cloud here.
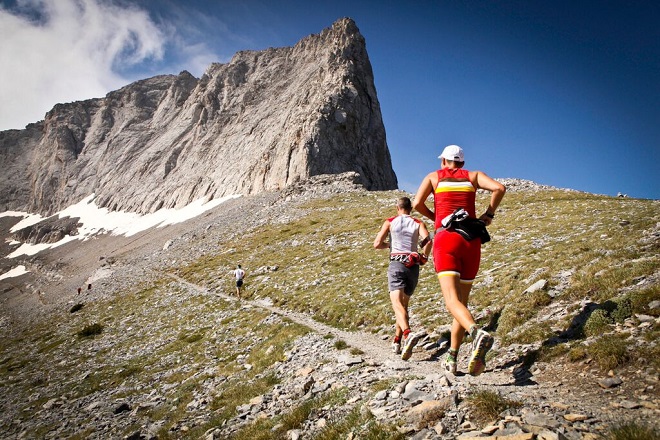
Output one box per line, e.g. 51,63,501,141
0,0,174,131
155,2,240,72
0,0,261,131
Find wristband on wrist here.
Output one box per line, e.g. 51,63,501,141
485,212,495,219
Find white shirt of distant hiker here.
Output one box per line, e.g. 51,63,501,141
234,267,245,281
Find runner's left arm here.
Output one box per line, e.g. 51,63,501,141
472,171,506,226
418,222,432,256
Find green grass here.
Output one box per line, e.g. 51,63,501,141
175,192,402,332
334,339,348,350
171,189,658,370
205,373,282,432
607,422,659,440
588,335,632,371
583,309,614,337
228,383,406,440
630,284,660,317
497,290,553,341
77,323,104,338
314,405,405,440
228,389,349,440
510,322,553,345
1,277,312,439
465,389,522,426
566,344,588,363
1,188,658,438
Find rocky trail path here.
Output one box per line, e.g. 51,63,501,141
2,182,656,440
169,273,510,382
167,274,653,440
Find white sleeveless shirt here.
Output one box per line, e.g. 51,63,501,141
389,214,421,254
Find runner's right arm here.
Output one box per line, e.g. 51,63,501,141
373,220,391,250
413,171,436,222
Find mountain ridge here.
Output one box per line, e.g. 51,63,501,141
0,18,397,216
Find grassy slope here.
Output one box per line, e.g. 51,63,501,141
180,189,659,344
1,188,658,438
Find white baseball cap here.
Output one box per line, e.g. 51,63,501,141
438,144,464,162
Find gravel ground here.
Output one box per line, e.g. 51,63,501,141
1,175,658,439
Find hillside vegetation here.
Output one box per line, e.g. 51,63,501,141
1,184,658,439
181,188,658,351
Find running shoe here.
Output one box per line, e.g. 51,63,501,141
401,331,423,361
467,329,494,376
442,356,457,374
391,340,401,355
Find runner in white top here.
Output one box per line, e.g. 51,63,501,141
374,197,432,360
233,265,245,298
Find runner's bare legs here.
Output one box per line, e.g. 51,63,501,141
439,275,476,349
389,289,411,338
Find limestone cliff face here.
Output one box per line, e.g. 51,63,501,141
0,18,397,215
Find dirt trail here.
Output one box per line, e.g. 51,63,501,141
169,274,513,387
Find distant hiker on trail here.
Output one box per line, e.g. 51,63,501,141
413,145,505,376
374,196,433,361
233,265,245,298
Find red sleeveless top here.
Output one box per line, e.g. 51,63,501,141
433,168,476,229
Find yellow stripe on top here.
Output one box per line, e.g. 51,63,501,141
435,181,476,193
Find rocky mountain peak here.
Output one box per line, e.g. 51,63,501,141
0,18,397,216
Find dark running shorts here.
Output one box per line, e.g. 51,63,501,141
236,279,244,287
387,261,419,295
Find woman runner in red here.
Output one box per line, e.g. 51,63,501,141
413,145,506,376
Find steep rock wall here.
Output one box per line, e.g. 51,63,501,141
0,18,397,215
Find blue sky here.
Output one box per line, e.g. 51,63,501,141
1,0,658,199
